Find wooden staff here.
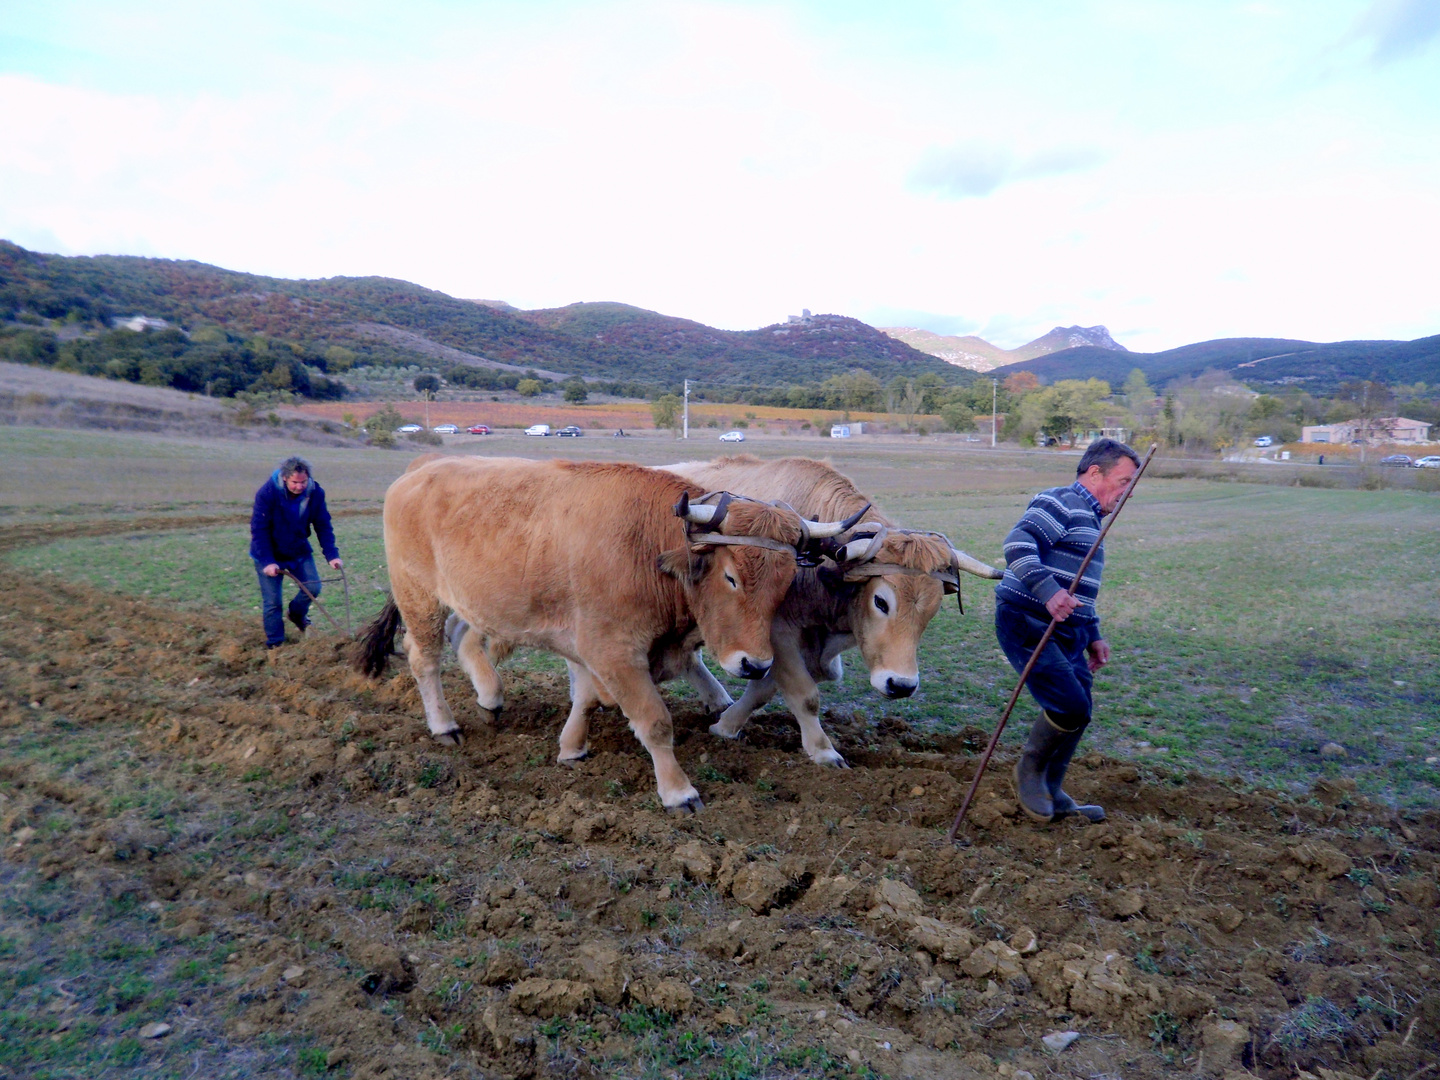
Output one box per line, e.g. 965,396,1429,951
946,443,1158,843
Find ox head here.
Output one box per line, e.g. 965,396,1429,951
822,527,1003,699
659,491,851,680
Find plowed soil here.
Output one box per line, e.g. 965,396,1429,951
2,518,1437,1080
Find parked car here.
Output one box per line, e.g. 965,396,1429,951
432,424,459,435
525,424,551,437
556,425,584,437
1253,435,1274,448
1379,454,1414,467
1415,455,1440,469
718,430,746,442
397,424,423,433
467,424,492,435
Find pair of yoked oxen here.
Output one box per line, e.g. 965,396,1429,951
356,453,1001,812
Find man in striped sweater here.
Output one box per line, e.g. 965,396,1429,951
995,438,1140,824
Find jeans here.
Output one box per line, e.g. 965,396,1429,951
994,600,1095,733
255,555,321,647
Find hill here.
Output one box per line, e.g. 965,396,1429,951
882,323,1126,371
0,242,969,391
988,334,1440,392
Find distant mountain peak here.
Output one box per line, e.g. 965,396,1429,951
880,322,1125,371
1019,325,1126,360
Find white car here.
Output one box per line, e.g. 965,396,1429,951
1253,436,1274,448
396,424,423,433
525,424,551,436
718,430,746,442
432,424,459,435
1415,455,1440,469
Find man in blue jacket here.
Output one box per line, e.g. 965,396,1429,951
250,456,342,648
994,438,1139,824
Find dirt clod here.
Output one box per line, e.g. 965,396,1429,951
508,978,594,1017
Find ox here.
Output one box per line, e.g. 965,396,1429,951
559,455,1002,767
354,456,851,810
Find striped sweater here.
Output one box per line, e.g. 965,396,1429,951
994,481,1105,627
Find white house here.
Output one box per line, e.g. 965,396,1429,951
1301,417,1432,445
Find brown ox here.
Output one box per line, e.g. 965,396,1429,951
560,455,1001,767
354,456,838,811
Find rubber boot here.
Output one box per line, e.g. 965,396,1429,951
1013,715,1067,823
1044,713,1106,823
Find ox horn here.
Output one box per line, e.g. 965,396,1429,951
674,490,731,528
805,503,871,539
951,546,1004,580
832,528,886,565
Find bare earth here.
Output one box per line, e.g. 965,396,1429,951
1,514,1435,1080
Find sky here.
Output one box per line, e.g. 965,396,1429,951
2,0,1438,352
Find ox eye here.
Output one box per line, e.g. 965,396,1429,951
873,595,890,615
725,573,739,590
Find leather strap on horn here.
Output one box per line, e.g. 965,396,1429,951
684,533,800,555
835,562,964,611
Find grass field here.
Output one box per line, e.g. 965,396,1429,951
4,423,1439,1080
9,441,1438,808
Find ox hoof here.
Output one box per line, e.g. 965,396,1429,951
432,729,464,748
812,750,849,769
665,794,705,817
557,747,590,765
708,721,744,741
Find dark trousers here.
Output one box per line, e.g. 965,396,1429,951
254,556,320,647
994,601,1094,732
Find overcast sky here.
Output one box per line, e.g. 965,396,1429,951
3,0,1438,351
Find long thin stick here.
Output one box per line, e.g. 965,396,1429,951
946,444,1157,843
282,569,349,636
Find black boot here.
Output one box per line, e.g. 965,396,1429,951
1013,715,1067,823
1044,713,1105,823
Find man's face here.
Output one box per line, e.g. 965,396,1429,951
284,471,309,495
1080,458,1138,514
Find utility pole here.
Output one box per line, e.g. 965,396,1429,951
683,379,690,440
991,378,998,448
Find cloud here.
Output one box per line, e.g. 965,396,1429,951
907,141,1105,199
1353,0,1440,63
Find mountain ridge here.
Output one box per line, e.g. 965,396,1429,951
0,242,972,390
882,323,1126,371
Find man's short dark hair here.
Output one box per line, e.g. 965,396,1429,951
279,456,313,480
1076,439,1140,476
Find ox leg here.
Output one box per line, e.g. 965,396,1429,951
399,623,464,747
681,650,734,715
559,660,603,763
588,657,702,812
710,672,777,740
455,626,505,721
770,646,847,768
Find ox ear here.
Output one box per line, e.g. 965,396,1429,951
657,547,710,584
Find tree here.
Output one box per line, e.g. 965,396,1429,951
941,402,975,432
516,378,543,397
413,374,441,395
1122,368,1153,404
651,394,683,431
562,378,589,404
1004,371,1041,395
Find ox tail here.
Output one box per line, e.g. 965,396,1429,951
353,594,403,678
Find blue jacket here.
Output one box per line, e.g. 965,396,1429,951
249,470,339,566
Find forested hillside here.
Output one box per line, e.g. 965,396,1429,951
990,334,1440,393
0,242,967,400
